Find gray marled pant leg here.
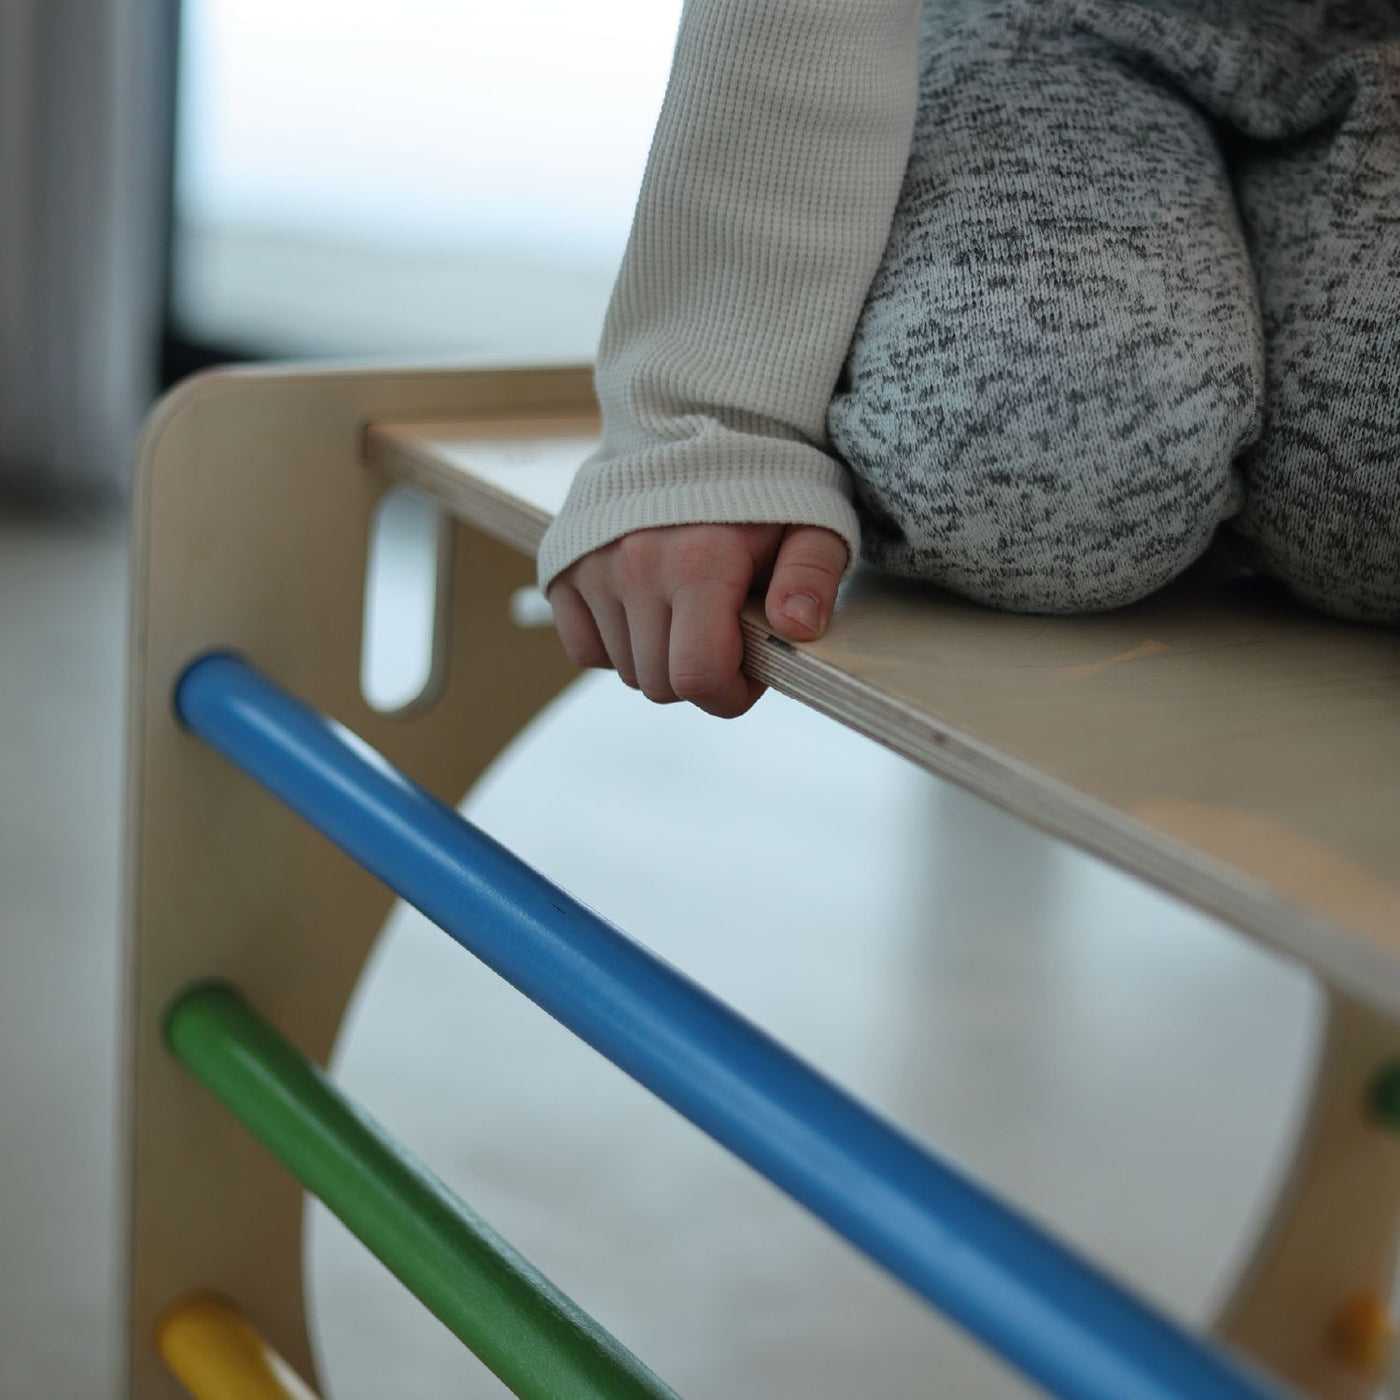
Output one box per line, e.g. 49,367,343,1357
828,0,1400,623
1222,12,1400,625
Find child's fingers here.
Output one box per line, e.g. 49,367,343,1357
669,580,764,719
592,597,640,690
764,525,847,642
627,598,681,704
548,583,610,669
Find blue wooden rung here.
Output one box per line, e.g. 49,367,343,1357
174,651,1298,1400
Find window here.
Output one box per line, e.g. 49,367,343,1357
171,0,682,363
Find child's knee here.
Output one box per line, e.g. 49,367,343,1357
829,361,1250,614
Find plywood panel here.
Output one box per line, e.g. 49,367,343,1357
368,418,1400,1019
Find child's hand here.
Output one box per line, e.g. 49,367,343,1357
548,523,847,718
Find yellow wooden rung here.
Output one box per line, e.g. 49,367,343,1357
1330,1292,1398,1382
158,1296,320,1400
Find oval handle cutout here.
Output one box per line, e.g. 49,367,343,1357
361,487,446,713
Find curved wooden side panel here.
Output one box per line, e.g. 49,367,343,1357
1215,988,1400,1399
122,362,594,1399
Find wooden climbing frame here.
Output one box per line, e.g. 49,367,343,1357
122,361,1400,1399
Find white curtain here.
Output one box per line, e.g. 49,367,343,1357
0,0,171,498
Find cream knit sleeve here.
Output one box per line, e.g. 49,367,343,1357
535,0,923,593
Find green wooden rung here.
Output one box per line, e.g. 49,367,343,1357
166,983,678,1400
1370,1061,1400,1130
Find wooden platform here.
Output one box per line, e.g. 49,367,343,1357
370,415,1400,1021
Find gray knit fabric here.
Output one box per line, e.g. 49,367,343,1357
827,0,1400,623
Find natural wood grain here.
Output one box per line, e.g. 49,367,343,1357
368,417,1400,1023
1216,991,1400,1398
365,412,1400,1400
124,364,591,1399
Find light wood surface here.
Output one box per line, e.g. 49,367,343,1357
369,417,1400,1024
125,367,1400,1400
367,412,1400,1399
124,363,591,1399
1215,991,1400,1397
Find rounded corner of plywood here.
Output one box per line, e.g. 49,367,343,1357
135,368,249,485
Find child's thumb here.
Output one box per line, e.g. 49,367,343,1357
764,525,847,642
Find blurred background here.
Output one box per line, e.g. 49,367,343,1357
1,2,1320,1397
172,0,676,367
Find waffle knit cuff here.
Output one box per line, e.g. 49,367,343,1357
537,441,860,592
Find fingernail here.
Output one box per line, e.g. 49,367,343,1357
779,593,821,634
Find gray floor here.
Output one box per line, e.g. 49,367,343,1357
1,509,127,1399
1,505,1320,1398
